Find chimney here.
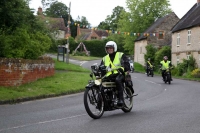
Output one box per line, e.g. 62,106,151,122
77,25,81,36
37,7,43,15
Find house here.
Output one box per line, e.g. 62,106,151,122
171,0,200,68
134,12,179,66
76,26,108,40
37,7,69,40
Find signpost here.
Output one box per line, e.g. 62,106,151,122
66,2,71,63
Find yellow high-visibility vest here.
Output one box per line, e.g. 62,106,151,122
147,61,153,67
103,52,124,77
160,60,171,70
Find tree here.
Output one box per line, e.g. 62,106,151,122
98,6,125,31
154,46,171,69
80,16,90,28
0,0,51,59
144,44,157,63
44,2,78,38
118,0,172,54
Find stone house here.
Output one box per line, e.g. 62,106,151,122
134,12,179,66
171,0,200,68
37,7,69,40
76,26,108,40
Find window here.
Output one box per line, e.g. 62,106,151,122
187,30,191,44
158,31,164,39
187,54,191,60
177,33,180,46
91,37,97,40
199,54,200,64
177,55,180,64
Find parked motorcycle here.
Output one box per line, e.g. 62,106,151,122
163,68,172,84
83,63,136,119
147,66,154,77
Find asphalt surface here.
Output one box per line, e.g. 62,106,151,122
1,58,200,133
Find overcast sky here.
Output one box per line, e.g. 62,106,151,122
29,0,198,27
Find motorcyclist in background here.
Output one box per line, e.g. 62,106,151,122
146,58,153,75
100,41,131,107
160,56,173,81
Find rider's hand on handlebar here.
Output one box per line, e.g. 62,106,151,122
107,67,112,72
118,68,124,74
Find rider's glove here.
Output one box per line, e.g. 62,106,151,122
118,68,124,74
107,67,112,72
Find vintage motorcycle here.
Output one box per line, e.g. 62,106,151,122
83,63,136,119
163,68,172,84
147,66,154,77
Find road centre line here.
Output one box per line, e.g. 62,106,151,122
0,114,87,132
80,61,88,66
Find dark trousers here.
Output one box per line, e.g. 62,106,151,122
162,70,172,80
107,74,124,99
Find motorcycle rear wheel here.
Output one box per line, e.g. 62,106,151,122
122,86,133,112
84,88,104,119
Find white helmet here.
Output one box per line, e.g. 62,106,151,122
105,41,117,53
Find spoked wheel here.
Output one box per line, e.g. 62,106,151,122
151,71,154,77
122,86,133,112
164,76,167,83
83,88,104,119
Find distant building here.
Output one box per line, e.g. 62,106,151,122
171,0,200,68
37,7,69,40
76,26,108,40
134,12,179,66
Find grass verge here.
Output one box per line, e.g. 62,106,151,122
0,59,91,104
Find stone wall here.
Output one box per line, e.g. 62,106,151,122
0,58,55,86
147,12,180,47
171,27,200,67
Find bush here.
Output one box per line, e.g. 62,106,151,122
191,69,200,78
172,56,197,76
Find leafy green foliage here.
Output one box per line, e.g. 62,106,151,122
154,46,171,69
191,69,200,78
118,0,172,54
98,6,125,31
173,56,197,76
144,44,157,63
0,0,52,59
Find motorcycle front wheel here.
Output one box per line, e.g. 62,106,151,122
83,88,104,119
167,75,171,84
151,71,154,77
122,86,133,112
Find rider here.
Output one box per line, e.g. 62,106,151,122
160,56,173,81
146,58,153,74
100,41,131,107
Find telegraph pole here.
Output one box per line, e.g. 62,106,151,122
66,2,71,63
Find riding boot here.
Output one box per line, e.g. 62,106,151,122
115,74,124,107
117,91,124,107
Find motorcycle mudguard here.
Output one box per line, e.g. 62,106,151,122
129,86,134,94
85,82,95,89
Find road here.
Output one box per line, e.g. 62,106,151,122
0,59,200,133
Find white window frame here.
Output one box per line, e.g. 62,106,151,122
187,54,191,60
177,33,180,47
199,54,200,65
177,55,180,64
187,30,191,45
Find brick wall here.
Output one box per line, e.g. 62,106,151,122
0,58,55,87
